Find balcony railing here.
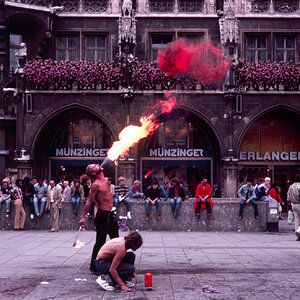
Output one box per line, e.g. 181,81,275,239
23,58,222,91
5,0,110,13
238,0,300,14
236,60,300,91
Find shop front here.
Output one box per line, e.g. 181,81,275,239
137,108,219,195
33,109,115,180
238,109,300,203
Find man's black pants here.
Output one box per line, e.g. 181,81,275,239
90,209,119,273
95,252,136,284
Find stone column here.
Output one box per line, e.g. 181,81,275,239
222,161,238,198
117,159,136,187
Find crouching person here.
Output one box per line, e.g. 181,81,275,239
95,232,143,292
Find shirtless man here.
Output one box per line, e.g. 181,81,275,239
95,232,143,292
79,164,119,273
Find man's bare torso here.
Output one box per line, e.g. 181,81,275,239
93,178,113,211
96,237,126,260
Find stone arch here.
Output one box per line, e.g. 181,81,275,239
235,103,300,154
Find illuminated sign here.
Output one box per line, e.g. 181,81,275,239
54,148,108,157
149,148,212,158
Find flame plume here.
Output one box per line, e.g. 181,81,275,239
107,97,177,163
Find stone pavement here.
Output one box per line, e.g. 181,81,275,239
0,219,299,300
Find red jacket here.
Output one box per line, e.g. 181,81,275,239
194,183,213,213
269,188,284,204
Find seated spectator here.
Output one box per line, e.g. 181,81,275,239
62,181,70,202
0,179,12,218
84,177,94,218
169,178,185,218
114,176,131,219
180,180,190,199
70,179,84,216
194,177,213,220
31,176,37,186
107,177,116,204
128,180,144,198
145,178,164,222
255,177,277,203
238,179,258,220
269,185,284,219
23,177,35,219
33,178,48,217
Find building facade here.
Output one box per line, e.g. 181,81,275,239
0,0,300,198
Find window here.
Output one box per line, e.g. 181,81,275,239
9,34,22,72
84,35,106,62
149,0,175,12
246,35,267,62
178,0,204,13
275,35,296,63
178,33,204,45
56,36,79,61
151,34,173,61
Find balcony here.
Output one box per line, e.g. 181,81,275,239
236,60,300,92
237,0,300,15
23,58,222,92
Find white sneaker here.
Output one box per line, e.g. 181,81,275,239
96,275,115,291
125,281,135,288
30,214,34,220
127,212,132,219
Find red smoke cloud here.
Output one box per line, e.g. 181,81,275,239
157,39,231,85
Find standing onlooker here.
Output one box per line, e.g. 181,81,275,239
169,178,185,219
128,180,144,198
238,179,258,220
10,179,26,230
255,177,277,202
70,179,84,216
33,178,48,217
23,177,35,219
269,186,285,219
145,178,163,222
46,179,62,232
84,177,94,218
114,176,131,219
287,174,300,241
62,181,70,202
194,177,213,220
0,179,12,217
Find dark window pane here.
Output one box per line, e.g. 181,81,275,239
179,34,204,45
68,37,77,48
56,49,66,60
96,36,106,48
286,36,295,48
97,50,106,61
287,50,295,62
69,49,77,60
246,50,255,62
247,36,256,48
86,36,95,48
258,50,267,61
86,49,94,61
257,36,266,48
152,49,159,60
275,50,284,62
275,36,284,48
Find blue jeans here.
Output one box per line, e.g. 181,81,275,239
72,196,81,215
145,199,162,214
25,196,34,215
0,194,11,213
113,196,131,212
239,198,258,217
170,197,182,215
128,192,143,198
259,196,277,203
33,195,47,216
95,252,135,285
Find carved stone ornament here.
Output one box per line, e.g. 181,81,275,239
219,0,239,45
15,42,27,57
251,0,270,13
178,0,204,12
149,0,175,12
60,0,79,12
273,0,298,13
119,0,136,46
83,0,108,12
